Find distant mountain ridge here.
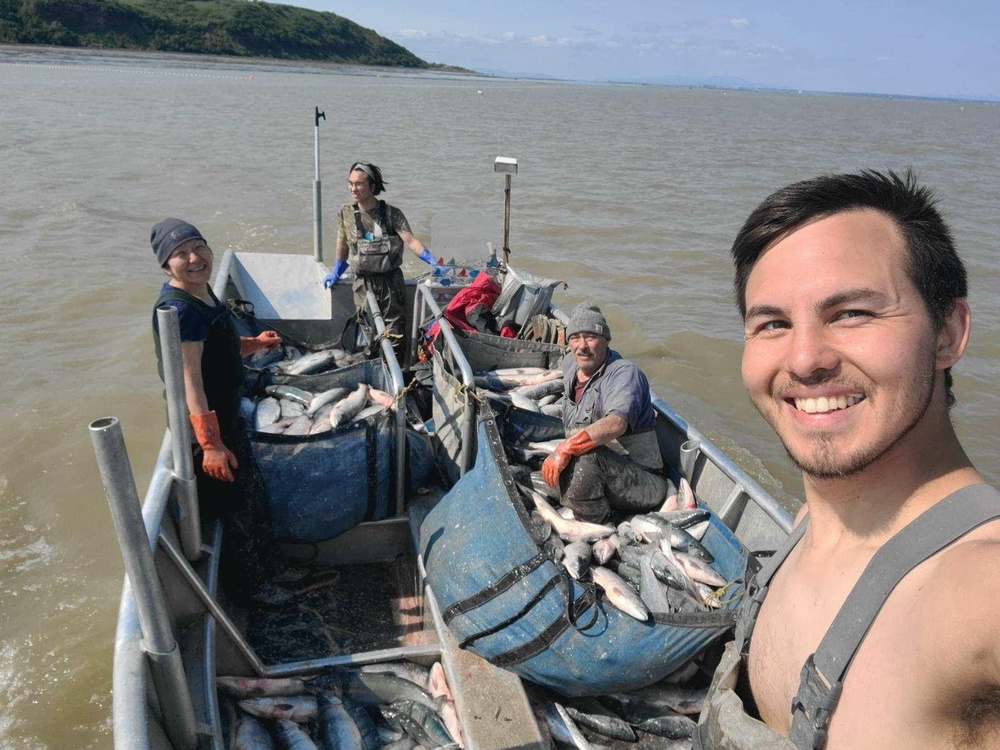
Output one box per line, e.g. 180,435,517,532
0,0,430,67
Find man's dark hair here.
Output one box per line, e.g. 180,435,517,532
350,162,387,195
731,168,967,405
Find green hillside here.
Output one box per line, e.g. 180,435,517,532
0,0,429,66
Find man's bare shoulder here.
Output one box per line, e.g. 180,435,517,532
909,520,1000,745
823,518,1000,748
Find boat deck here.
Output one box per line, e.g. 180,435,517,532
246,553,435,664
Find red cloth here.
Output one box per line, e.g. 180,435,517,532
427,272,502,339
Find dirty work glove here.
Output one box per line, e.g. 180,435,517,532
542,430,597,488
240,330,282,356
190,411,238,483
323,259,349,289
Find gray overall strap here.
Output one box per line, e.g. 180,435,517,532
734,517,809,651
788,484,1000,750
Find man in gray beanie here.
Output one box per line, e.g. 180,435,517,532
542,302,667,522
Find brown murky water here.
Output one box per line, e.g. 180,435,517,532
0,45,996,748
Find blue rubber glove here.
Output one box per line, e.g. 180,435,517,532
418,249,434,265
323,259,349,289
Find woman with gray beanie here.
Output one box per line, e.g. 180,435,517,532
150,218,304,607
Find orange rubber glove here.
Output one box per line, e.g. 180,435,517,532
240,330,282,356
190,411,238,482
542,430,597,488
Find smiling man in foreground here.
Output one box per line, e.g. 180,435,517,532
695,170,1000,750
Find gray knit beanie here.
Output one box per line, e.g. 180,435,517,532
565,302,610,340
151,218,206,267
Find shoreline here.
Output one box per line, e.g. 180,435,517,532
2,43,995,104
0,42,492,81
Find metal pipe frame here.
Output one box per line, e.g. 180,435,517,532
111,434,173,750
364,291,408,515
159,530,441,681
415,284,476,475
201,521,225,750
90,417,199,750
650,395,794,534
156,306,202,561
313,110,324,263
212,249,235,300
502,173,512,270
679,438,701,483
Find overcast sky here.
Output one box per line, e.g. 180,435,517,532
284,0,998,101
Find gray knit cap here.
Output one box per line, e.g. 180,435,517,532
151,218,206,267
565,302,610,340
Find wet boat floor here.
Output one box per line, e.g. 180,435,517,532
245,553,432,663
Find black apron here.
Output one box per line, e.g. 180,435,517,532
153,286,244,442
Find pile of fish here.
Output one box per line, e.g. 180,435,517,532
222,660,464,750
529,669,709,750
246,343,367,377
473,366,566,419
511,453,733,622
243,383,397,437
470,364,734,620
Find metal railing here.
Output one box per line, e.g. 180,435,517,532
364,290,408,514
413,283,477,475
92,305,202,750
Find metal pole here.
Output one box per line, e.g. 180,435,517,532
679,438,701,483
156,306,202,561
502,173,512,271
365,291,407,515
89,417,199,750
313,106,326,263
158,533,269,676
417,286,476,475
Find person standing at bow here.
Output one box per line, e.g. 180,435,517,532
150,218,303,607
324,162,436,354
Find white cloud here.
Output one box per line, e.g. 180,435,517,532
399,28,428,39
730,17,750,29
531,35,550,46
502,31,517,41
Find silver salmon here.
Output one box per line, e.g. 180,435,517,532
306,386,351,417
316,691,364,750
265,384,314,407
275,718,320,749
284,414,313,436
330,384,370,428
638,554,672,616
562,541,592,580
254,397,281,431
531,494,614,543
238,695,318,722
280,349,337,376
591,566,649,622
360,661,430,688
232,712,274,749
217,675,308,697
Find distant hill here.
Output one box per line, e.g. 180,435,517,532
0,0,432,67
